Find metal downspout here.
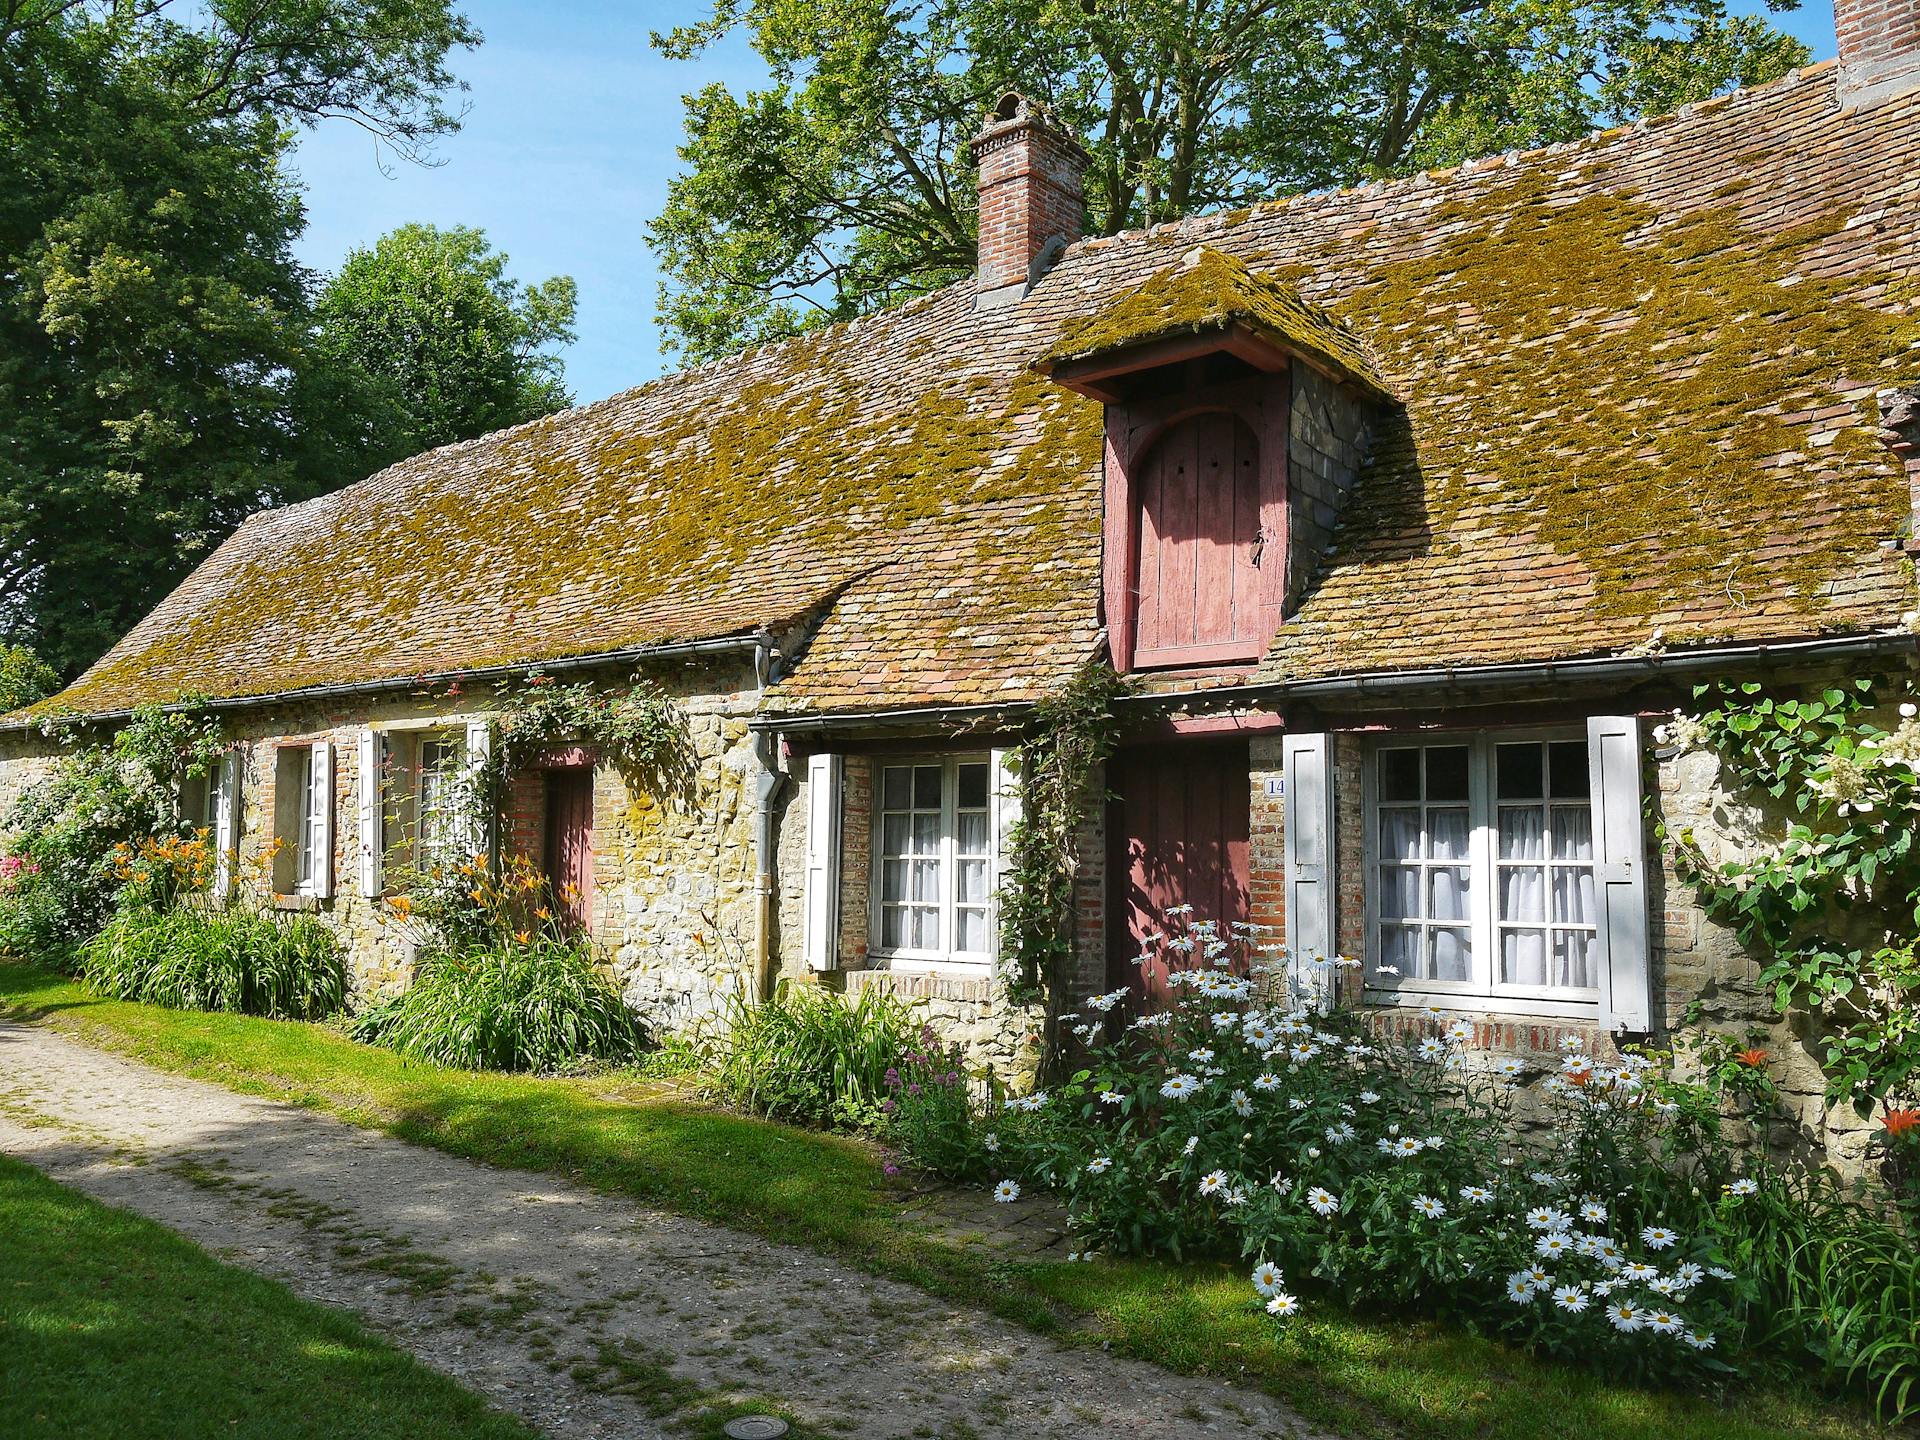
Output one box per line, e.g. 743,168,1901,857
748,636,785,1002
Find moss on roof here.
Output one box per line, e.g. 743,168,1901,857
1041,246,1388,395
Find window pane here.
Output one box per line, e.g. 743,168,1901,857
882,906,906,948
1552,931,1595,989
1427,808,1469,861
910,907,940,950
1379,924,1419,977
882,859,908,905
881,813,909,856
913,765,942,809
955,907,986,953
1549,741,1590,799
1379,808,1420,861
911,812,941,853
1500,867,1545,922
1426,746,1469,802
1380,749,1420,802
1498,806,1545,861
1496,742,1544,800
1551,806,1593,862
1378,866,1419,921
1430,928,1472,980
1429,867,1471,922
911,859,941,903
1502,929,1548,986
957,810,989,856
1552,867,1596,925
882,766,911,810
958,858,988,904
957,763,989,809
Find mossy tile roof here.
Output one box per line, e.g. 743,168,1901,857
37,61,1920,720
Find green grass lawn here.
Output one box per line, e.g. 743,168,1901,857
0,959,1888,1440
0,1149,538,1440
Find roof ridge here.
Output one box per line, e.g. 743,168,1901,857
1063,59,1838,263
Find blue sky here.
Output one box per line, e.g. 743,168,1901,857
289,0,1841,408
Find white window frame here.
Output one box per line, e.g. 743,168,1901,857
297,747,326,896
413,734,462,868
1362,728,1601,1019
868,753,997,972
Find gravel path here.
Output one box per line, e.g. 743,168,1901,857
0,1020,1332,1440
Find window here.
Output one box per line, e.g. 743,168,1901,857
414,737,461,867
273,742,332,898
1369,733,1596,1008
873,757,994,964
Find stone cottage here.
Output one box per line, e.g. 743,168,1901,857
5,1,1920,1161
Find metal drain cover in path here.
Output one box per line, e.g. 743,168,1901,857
722,1419,789,1440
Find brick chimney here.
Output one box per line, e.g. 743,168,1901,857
1837,0,1920,106
968,92,1089,309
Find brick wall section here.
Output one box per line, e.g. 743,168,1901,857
1247,735,1286,940
837,756,873,967
503,768,544,866
1838,0,1920,91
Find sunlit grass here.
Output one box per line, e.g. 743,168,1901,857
0,958,1885,1440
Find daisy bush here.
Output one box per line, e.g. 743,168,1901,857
889,911,1916,1403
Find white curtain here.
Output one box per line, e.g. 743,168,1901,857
1500,807,1547,986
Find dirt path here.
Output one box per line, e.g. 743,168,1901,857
0,1020,1332,1440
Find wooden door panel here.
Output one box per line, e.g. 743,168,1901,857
1133,412,1262,665
543,769,595,930
1108,741,1252,1007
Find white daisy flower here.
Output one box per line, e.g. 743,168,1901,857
1324,1122,1356,1145
983,1133,1000,1153
1506,1274,1539,1303
1287,1097,1308,1111
1306,1186,1339,1217
1198,1170,1229,1196
1671,1262,1704,1289
1265,1292,1300,1318
1620,1261,1659,1282
1231,1089,1254,1117
1535,1232,1576,1260
1579,1200,1609,1224
1250,1261,1284,1297
1707,1265,1736,1281
1459,1184,1494,1205
1725,1178,1757,1196
1552,1285,1589,1312
1412,1194,1446,1219
1160,1073,1201,1101
1252,1073,1282,1092
1358,1090,1381,1104
1098,1089,1123,1105
1645,1310,1684,1336
1606,1301,1644,1332
1182,1135,1200,1156
1682,1330,1716,1351
1188,1047,1215,1063
1416,1036,1447,1061
1525,1207,1570,1231
1086,1156,1113,1175
993,1179,1021,1203
1640,1225,1679,1251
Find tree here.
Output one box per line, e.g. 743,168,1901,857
649,0,1807,360
0,644,58,711
306,224,578,478
0,0,477,677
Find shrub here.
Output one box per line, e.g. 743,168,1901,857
892,913,1920,1416
82,906,344,1020
696,981,917,1131
351,938,646,1073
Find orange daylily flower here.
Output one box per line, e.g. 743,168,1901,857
1885,1108,1920,1139
1736,1048,1769,1068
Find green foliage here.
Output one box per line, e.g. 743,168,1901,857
998,659,1125,1002
648,0,1807,359
0,705,227,963
695,980,919,1130
308,224,578,479
493,672,694,802
898,915,1919,1418
352,937,648,1073
1663,679,1920,1112
82,905,344,1020
0,645,58,711
0,0,477,675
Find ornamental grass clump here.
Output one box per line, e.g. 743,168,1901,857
893,911,1920,1416
696,980,918,1131
351,937,646,1073
82,905,344,1020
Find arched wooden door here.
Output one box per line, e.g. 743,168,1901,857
1107,740,1253,1007
1131,412,1266,668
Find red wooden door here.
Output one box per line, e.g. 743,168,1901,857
543,769,595,930
1108,741,1252,1007
1133,413,1264,667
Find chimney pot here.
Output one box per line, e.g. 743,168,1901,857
1837,0,1920,106
969,93,1089,309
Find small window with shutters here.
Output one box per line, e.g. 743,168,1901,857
272,741,333,899
869,754,998,968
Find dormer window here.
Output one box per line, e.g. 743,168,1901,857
1039,246,1388,674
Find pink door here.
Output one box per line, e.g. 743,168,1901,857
543,769,595,930
1108,742,1252,1007
1132,413,1265,667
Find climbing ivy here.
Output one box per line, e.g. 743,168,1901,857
490,671,693,798
999,660,1128,1003
1663,676,1920,1112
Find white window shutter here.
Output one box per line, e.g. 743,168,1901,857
212,750,241,902
989,748,1023,965
802,752,844,971
1282,732,1336,1009
309,739,334,899
1587,715,1652,1033
463,718,494,861
358,728,387,899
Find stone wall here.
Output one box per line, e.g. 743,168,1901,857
1285,368,1372,614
